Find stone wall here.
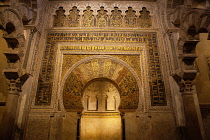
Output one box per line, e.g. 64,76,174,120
62,112,78,140
125,112,177,140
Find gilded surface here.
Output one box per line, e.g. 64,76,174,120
35,31,166,106
96,6,108,27
62,54,91,79
60,46,142,52
67,6,80,27
82,6,94,27
53,7,66,27
138,7,152,28
125,7,137,27
63,72,84,110
63,57,133,85
112,55,141,82
110,7,122,27
63,57,139,110
119,72,139,109
52,6,152,28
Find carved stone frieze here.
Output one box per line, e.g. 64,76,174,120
52,6,153,28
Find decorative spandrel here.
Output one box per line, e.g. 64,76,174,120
82,6,94,27
96,6,108,27
119,72,139,108
138,7,152,28
110,7,122,27
67,6,80,27
63,72,84,110
53,7,66,27
125,7,137,27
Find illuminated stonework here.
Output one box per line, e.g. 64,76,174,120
63,57,139,111
35,31,167,107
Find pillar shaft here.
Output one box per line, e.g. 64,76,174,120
0,94,19,140
181,81,202,140
0,79,20,140
182,94,202,139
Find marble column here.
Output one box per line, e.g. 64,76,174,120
180,80,202,140
0,78,20,140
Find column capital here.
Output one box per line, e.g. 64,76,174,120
6,78,21,95
179,80,195,95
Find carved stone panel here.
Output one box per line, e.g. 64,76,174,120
67,6,80,27
52,5,154,28
53,7,66,27
110,7,122,27
82,6,94,27
96,6,108,27
138,7,152,28
125,7,137,27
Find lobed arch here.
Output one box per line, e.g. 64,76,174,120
81,77,121,112
60,55,143,112
181,11,200,28
1,8,22,21
19,3,36,25
81,77,121,96
171,6,183,27
177,12,209,48
0,8,24,33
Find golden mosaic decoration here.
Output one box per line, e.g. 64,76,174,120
35,31,166,107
